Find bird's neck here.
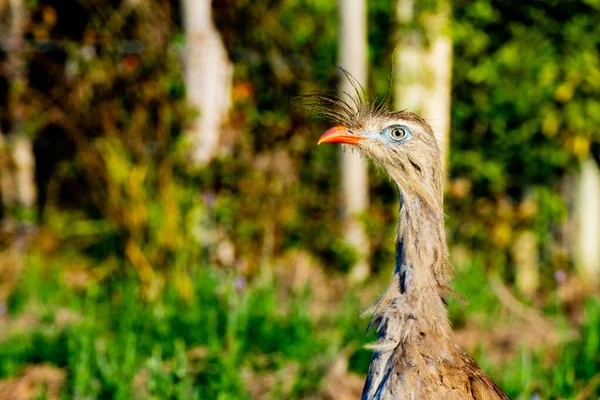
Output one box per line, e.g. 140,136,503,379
397,189,452,292
361,187,456,399
367,188,454,346
367,185,453,319
396,187,454,331
391,187,453,328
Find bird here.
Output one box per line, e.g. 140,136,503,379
304,77,510,400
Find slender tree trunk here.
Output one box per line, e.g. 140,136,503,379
339,0,370,283
573,157,600,285
181,0,232,167
394,0,423,113
0,0,37,213
421,1,452,177
395,0,452,178
512,230,539,298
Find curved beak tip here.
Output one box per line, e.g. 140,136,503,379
318,126,363,145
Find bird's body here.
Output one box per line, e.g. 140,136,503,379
308,81,510,399
361,233,508,400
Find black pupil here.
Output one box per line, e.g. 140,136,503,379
393,128,403,138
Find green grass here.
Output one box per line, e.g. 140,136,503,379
1,254,599,399
1,253,367,399
449,260,600,399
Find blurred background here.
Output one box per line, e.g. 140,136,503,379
0,0,599,399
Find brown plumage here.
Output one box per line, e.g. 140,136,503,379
305,78,510,400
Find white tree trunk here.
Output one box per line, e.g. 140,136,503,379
421,1,453,177
181,0,232,167
395,0,452,178
0,0,37,211
574,157,600,285
0,136,36,208
394,0,423,113
339,0,370,283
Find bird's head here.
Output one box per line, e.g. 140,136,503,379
305,89,444,206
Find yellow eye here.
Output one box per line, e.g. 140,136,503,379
385,125,411,142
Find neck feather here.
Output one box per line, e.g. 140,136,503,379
362,184,457,399
361,184,456,399
397,186,452,291
365,184,453,332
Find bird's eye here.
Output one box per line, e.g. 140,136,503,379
385,125,411,142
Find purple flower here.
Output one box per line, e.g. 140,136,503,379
554,270,567,283
234,277,247,292
202,191,217,208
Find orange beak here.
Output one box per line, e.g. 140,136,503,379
318,126,364,145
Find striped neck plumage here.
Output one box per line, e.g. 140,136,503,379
394,175,452,295
360,184,455,400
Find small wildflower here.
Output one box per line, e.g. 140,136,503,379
234,277,247,293
554,269,567,283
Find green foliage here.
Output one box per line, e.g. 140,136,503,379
495,298,600,399
2,256,352,398
447,259,501,328
450,262,600,399
13,1,203,298
448,0,600,273
21,0,599,285
208,0,403,274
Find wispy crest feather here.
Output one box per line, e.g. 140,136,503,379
298,67,392,130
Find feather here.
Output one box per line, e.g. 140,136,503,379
297,68,395,131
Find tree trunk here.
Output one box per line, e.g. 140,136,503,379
339,0,370,283
395,0,452,178
512,230,539,298
394,0,423,113
0,0,37,213
573,157,600,285
421,1,452,177
181,0,232,167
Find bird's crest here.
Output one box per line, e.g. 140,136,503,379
298,67,393,131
